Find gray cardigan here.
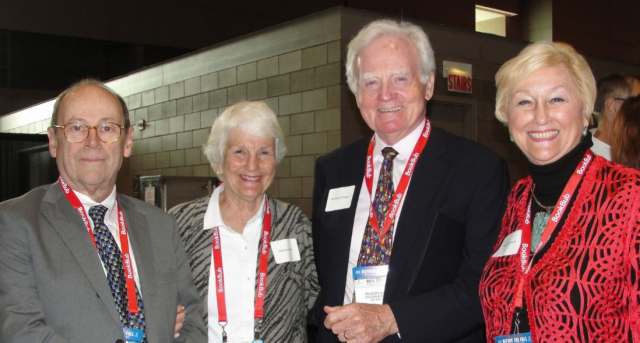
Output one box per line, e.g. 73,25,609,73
169,195,319,342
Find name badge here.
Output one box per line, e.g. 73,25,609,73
123,328,144,343
495,333,532,343
325,186,356,212
492,230,522,257
352,265,388,305
271,239,301,264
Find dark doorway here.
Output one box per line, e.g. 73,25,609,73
427,99,476,141
0,133,58,202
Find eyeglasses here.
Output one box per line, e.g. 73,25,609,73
53,122,125,143
614,97,627,102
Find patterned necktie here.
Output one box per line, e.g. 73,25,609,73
357,147,398,266
88,205,147,343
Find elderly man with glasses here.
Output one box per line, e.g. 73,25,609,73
0,79,207,343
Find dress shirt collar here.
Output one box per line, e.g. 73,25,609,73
203,184,265,232
74,186,117,214
373,117,426,162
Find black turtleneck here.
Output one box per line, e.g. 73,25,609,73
528,133,593,207
510,133,594,335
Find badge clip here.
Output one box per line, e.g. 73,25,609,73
220,322,228,343
253,319,264,343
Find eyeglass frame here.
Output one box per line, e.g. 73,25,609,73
614,97,627,102
52,121,127,143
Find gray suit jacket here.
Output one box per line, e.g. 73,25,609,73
0,182,207,343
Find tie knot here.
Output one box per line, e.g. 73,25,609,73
382,147,398,161
88,205,109,224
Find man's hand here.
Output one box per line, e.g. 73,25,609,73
175,305,185,339
324,303,398,343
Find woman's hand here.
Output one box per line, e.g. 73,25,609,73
175,305,186,339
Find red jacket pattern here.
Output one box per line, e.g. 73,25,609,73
480,156,640,342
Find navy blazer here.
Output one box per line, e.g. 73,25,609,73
312,125,510,342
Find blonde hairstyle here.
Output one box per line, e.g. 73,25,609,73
611,95,640,170
495,42,596,124
203,101,286,181
345,19,435,95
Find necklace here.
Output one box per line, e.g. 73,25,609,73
531,192,554,214
531,190,554,252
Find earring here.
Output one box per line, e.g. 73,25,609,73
510,136,514,142
583,127,589,137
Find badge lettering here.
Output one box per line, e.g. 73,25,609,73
213,230,220,250
119,212,126,235
387,193,403,219
257,272,267,297
216,267,224,292
520,243,529,271
366,155,373,179
576,154,591,175
422,121,431,138
261,231,269,255
77,207,90,231
123,253,133,279
551,193,571,222
404,153,419,176
60,177,70,194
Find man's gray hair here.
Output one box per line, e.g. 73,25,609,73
203,101,286,181
345,19,435,95
50,78,130,129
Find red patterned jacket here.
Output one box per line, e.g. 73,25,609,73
480,156,640,342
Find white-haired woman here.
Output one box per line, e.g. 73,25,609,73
480,42,640,342
170,101,319,342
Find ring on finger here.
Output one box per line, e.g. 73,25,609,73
344,331,349,340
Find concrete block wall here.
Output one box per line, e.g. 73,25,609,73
5,8,640,213
121,40,342,216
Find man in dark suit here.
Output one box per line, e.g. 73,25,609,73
312,19,510,342
0,79,206,343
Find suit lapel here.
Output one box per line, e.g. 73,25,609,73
118,196,160,342
119,196,157,297
336,144,368,243
42,183,122,325
385,128,449,297
322,140,368,303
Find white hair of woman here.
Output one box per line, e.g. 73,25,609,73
204,101,286,181
345,19,435,95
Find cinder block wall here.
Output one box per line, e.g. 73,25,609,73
5,8,640,218
121,41,342,216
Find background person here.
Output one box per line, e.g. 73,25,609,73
590,73,631,160
312,19,509,343
480,42,640,342
611,95,640,170
0,79,206,343
169,101,319,343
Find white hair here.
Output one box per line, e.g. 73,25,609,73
203,101,286,181
345,19,435,94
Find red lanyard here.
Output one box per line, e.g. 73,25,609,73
211,196,272,325
514,150,594,308
364,119,431,243
58,175,139,314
